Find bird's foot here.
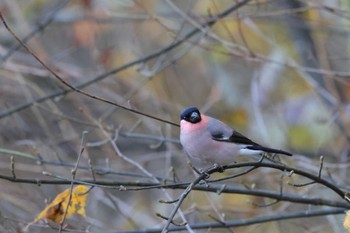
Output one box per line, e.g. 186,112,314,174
212,163,224,173
200,164,225,179
188,163,211,179
202,171,211,180
188,163,202,175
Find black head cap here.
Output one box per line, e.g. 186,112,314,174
180,106,201,123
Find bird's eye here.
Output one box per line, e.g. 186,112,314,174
189,112,200,123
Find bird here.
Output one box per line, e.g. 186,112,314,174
180,106,292,167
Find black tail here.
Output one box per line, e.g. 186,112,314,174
246,145,292,156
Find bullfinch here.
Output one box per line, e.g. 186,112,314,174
180,106,292,166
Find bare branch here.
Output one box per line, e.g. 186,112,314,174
116,208,347,233
0,0,251,125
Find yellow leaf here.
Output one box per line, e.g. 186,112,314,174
344,210,350,232
34,185,89,224
288,125,316,149
219,107,250,131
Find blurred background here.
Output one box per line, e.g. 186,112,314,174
0,0,349,232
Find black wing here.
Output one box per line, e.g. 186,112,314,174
207,117,292,156
212,130,292,156
212,130,259,146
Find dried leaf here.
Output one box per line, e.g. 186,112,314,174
73,9,109,47
34,185,89,224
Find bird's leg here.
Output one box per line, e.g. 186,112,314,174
258,153,265,163
188,162,211,179
192,165,202,176
199,164,225,185
268,152,281,162
261,152,283,164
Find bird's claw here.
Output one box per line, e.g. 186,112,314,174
189,164,211,179
261,153,284,164
202,171,211,180
212,163,224,173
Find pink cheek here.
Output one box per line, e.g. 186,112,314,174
180,121,194,134
180,117,208,134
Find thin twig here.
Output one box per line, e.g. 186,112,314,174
250,173,285,208
159,199,179,204
156,213,186,227
87,159,96,182
289,156,325,187
10,156,16,179
161,165,224,232
58,131,87,232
